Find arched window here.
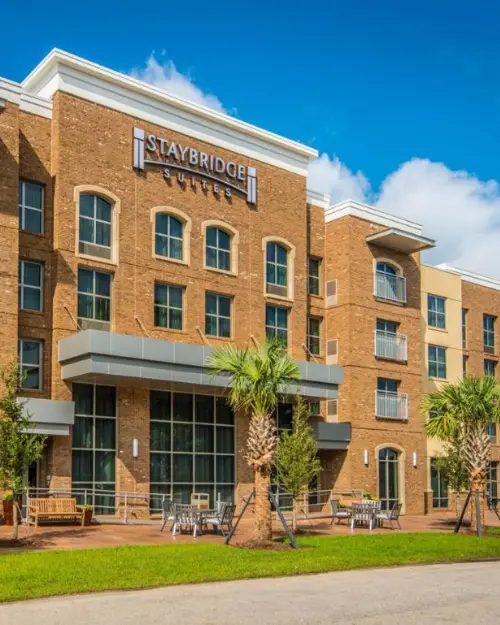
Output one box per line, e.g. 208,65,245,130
155,214,184,261
376,262,397,276
266,242,288,297
206,227,231,271
79,194,112,259
75,186,120,264
375,261,406,303
378,447,400,511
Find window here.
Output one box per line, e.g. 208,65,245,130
487,462,498,501
155,213,183,261
374,262,406,303
206,227,231,272
431,458,448,508
265,305,288,345
149,391,235,510
377,378,398,393
18,339,42,390
462,308,467,349
428,345,447,379
77,268,111,324
307,317,321,355
308,257,320,296
376,319,398,334
19,181,43,234
378,448,400,511
485,359,496,377
463,354,468,376
266,242,288,297
72,384,116,514
488,423,497,443
484,314,495,353
205,293,231,338
428,295,446,329
154,283,183,330
79,194,112,259
18,260,43,311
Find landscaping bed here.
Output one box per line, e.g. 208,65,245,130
1,533,500,603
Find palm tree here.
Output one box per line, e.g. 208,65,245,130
206,337,300,542
423,376,500,529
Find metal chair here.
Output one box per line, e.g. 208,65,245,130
172,504,202,537
375,502,403,529
350,501,377,530
330,499,352,525
203,503,237,536
160,498,175,532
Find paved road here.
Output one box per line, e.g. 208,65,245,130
2,561,499,624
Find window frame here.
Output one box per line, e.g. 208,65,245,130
18,339,43,391
151,207,191,266
308,257,321,296
154,282,184,331
428,344,447,379
19,180,44,235
74,186,120,265
484,314,496,353
484,359,497,377
265,304,289,346
205,292,232,339
427,294,446,329
77,268,112,324
430,458,449,509
79,194,112,251
19,260,43,312
307,316,321,356
262,237,295,301
462,308,467,349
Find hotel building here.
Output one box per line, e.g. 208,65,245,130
0,49,498,517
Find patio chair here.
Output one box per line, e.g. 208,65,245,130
172,504,202,537
350,501,377,530
160,498,175,532
375,502,403,529
330,498,352,525
203,503,237,536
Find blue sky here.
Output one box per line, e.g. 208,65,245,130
2,0,500,275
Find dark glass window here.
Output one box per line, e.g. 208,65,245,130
154,283,183,330
155,214,183,260
265,305,288,345
206,227,231,271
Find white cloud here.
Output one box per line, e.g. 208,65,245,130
309,154,500,278
129,54,225,113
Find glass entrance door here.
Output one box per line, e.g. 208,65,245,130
378,448,399,511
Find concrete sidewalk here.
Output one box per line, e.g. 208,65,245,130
1,561,499,624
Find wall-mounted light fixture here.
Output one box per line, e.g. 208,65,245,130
364,449,369,466
413,451,418,467
132,439,139,458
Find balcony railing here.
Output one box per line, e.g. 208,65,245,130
374,271,407,304
375,390,408,420
374,330,408,361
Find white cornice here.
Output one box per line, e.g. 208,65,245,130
0,76,21,105
21,49,317,175
437,264,500,292
0,76,52,118
306,188,330,209
325,199,425,236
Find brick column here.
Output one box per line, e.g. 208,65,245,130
117,386,150,519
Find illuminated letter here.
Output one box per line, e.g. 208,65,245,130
200,152,209,170
178,145,189,161
189,148,198,166
167,142,179,160
238,164,246,181
226,162,237,178
215,157,225,174
147,135,157,151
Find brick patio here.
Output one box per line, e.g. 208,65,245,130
2,509,499,552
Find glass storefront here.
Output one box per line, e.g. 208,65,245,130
149,391,235,511
72,384,116,514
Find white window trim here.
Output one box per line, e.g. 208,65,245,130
202,220,239,276
19,180,44,235
262,236,296,301
74,185,121,266
19,260,43,312
151,206,191,266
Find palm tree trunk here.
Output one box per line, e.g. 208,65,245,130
470,477,486,533
253,468,272,542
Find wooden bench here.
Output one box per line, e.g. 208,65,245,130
28,498,85,528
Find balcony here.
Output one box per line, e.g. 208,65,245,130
375,390,408,420
374,271,407,304
374,330,408,361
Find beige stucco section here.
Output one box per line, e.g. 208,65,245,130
421,266,463,467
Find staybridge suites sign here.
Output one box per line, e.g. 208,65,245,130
132,127,257,205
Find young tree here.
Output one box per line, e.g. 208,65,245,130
274,397,322,531
206,338,299,543
0,362,46,540
432,432,469,518
423,376,500,530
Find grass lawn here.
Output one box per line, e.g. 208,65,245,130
1,533,500,603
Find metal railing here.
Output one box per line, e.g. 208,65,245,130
375,390,408,420
272,488,365,518
374,271,407,304
374,329,408,361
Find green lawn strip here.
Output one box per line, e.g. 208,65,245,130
1,533,500,603
485,526,500,534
